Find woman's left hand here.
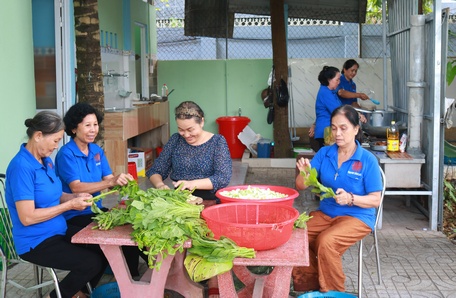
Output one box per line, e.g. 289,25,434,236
335,188,352,206
359,113,367,123
173,180,196,191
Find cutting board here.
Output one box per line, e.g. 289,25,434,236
386,151,413,159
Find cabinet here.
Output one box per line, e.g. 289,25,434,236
104,102,170,175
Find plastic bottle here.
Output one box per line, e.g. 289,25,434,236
161,84,168,97
387,120,399,152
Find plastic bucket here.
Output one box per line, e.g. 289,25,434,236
257,139,271,158
216,116,250,159
91,282,120,298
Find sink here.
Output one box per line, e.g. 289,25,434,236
105,107,134,113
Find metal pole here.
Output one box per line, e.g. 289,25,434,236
406,15,426,154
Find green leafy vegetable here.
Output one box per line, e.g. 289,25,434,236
294,212,313,229
300,166,336,199
91,181,255,278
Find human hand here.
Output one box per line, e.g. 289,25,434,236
296,157,311,173
308,123,315,138
75,192,92,198
156,183,170,190
173,180,196,191
71,195,93,210
111,173,134,187
359,114,367,123
335,188,351,205
358,93,369,100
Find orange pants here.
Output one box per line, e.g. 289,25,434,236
292,211,371,292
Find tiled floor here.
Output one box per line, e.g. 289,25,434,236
4,164,456,297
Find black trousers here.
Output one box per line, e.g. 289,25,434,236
20,235,105,298
66,212,147,277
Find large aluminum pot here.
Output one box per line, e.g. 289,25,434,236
355,108,396,127
355,108,406,137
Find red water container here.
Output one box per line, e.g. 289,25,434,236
216,116,250,159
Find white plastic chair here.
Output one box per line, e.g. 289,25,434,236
357,166,385,298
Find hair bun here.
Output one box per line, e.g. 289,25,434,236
24,118,33,128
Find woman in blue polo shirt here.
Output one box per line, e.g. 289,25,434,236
293,105,383,293
313,66,342,151
5,111,105,298
337,59,370,108
55,102,145,277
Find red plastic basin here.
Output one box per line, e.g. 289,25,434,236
201,203,299,251
216,185,299,207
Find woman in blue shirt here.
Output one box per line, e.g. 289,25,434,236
337,59,369,108
293,105,382,293
5,111,105,298
313,66,342,151
55,102,145,277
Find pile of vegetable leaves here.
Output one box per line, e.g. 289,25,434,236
300,165,336,199
90,181,255,281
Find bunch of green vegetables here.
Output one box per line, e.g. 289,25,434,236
90,181,255,281
300,165,336,200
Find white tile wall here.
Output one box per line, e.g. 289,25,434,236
289,58,393,127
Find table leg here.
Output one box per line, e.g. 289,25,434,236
100,245,173,298
217,271,237,298
165,250,205,298
101,245,204,298
219,266,293,298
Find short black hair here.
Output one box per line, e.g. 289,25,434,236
63,102,103,138
342,59,359,74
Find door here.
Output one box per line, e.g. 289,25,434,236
32,0,74,145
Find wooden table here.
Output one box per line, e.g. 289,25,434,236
71,223,204,298
217,228,309,298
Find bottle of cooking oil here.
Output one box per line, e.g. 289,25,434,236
387,120,399,152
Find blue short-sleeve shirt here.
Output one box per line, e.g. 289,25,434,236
337,74,358,105
55,139,112,220
5,144,67,255
310,142,383,230
315,85,342,139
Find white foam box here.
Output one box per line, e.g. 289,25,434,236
128,147,153,177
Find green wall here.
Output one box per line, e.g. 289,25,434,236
0,1,36,173
158,59,274,140
98,0,123,48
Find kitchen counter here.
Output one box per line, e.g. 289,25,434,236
104,102,169,175
368,149,425,188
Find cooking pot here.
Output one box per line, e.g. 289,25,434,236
355,108,396,127
355,108,407,137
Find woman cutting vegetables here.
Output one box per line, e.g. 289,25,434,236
147,100,232,207
147,100,232,297
293,105,382,293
